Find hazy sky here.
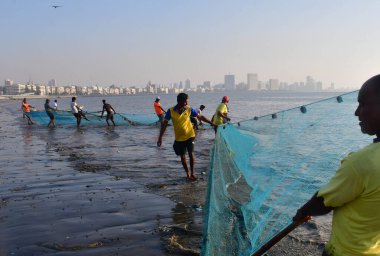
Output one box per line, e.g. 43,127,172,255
1,0,380,88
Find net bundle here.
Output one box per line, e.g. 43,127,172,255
202,91,369,256
29,110,160,126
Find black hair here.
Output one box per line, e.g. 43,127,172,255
72,97,76,101
102,99,106,103
177,93,188,103
200,105,205,109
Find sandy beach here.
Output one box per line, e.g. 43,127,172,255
0,95,331,256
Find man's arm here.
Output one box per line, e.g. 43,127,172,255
217,110,231,121
197,114,213,125
101,106,105,118
159,106,166,113
293,192,333,221
157,119,168,147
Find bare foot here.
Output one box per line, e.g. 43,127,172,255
190,175,197,181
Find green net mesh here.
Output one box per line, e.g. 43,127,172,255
202,91,369,256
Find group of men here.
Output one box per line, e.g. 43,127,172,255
22,97,117,128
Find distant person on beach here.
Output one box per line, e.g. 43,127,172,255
157,93,213,181
101,99,116,126
71,97,89,127
293,74,380,256
190,105,206,130
21,98,34,125
154,97,166,125
212,96,231,133
53,99,58,110
44,99,55,128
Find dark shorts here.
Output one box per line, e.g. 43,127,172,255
106,113,114,120
157,114,164,123
46,111,54,120
73,113,80,118
173,137,195,156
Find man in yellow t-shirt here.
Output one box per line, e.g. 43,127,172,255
293,74,380,256
157,93,213,181
212,95,231,133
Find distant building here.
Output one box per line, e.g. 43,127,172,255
247,73,258,90
4,83,26,95
5,79,13,86
185,79,191,89
48,79,57,87
268,79,279,90
316,81,323,91
224,74,235,90
306,76,315,91
236,82,247,90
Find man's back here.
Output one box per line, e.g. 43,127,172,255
103,103,113,114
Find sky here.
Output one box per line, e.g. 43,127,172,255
1,0,380,89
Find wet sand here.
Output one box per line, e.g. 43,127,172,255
0,99,329,256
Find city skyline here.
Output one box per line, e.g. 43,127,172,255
1,0,380,89
2,73,331,91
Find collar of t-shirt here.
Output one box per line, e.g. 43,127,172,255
173,105,188,114
374,137,380,143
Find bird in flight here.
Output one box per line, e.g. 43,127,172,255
51,5,62,8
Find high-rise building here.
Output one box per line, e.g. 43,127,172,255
305,76,315,91
185,79,191,89
247,73,258,90
224,74,235,90
48,79,57,87
268,79,279,90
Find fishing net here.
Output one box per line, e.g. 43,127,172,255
28,110,160,126
202,91,369,256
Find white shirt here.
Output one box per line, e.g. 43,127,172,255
71,102,78,113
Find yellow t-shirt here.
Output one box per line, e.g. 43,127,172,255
318,143,380,256
213,103,228,125
168,106,195,141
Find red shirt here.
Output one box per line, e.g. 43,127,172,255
154,102,164,115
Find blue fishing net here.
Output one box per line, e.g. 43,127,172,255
28,110,160,126
202,91,369,256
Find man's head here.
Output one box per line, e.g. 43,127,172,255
155,97,160,102
23,98,27,103
54,99,57,103
102,99,106,104
355,74,380,136
177,93,189,107
72,97,76,102
222,96,229,104
200,105,205,111
46,99,50,103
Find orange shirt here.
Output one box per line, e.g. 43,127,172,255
22,103,31,112
154,102,164,115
